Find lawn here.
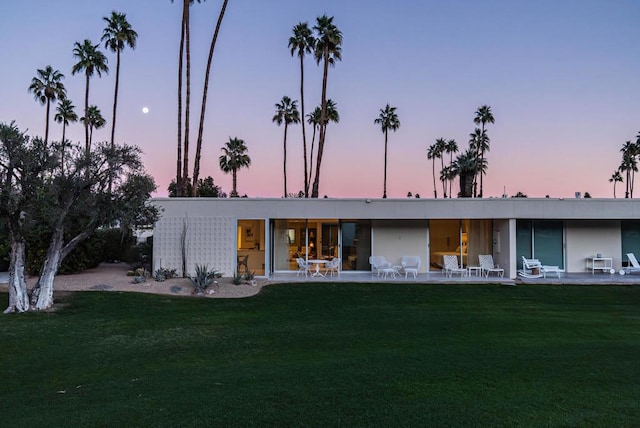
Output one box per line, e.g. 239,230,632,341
1,283,640,427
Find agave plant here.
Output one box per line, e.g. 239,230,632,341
190,264,220,294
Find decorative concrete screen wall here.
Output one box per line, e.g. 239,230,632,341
153,215,235,277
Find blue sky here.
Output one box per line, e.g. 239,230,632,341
1,0,639,198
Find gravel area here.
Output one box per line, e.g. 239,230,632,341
0,263,268,299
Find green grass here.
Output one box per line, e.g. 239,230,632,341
1,283,640,427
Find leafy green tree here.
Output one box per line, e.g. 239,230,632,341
289,22,315,197
473,105,495,197
168,176,226,197
72,39,109,153
80,105,106,150
54,99,78,170
28,65,67,143
609,170,623,198
219,137,251,197
192,0,229,196
273,96,300,197
102,11,138,152
311,15,342,198
374,104,400,198
0,123,55,312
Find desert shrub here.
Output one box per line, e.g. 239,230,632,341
154,267,177,282
190,264,220,294
232,271,243,285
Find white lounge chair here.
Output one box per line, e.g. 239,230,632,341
324,257,341,277
401,256,421,279
296,258,312,277
443,255,466,278
369,255,392,276
478,254,504,278
519,256,542,278
620,253,640,275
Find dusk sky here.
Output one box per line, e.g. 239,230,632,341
2,0,640,198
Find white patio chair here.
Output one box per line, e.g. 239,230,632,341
369,255,392,276
620,253,640,275
296,257,312,277
519,256,542,278
401,256,421,279
443,255,466,278
324,257,341,277
478,254,504,278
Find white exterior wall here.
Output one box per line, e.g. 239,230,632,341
371,220,428,272
565,220,621,273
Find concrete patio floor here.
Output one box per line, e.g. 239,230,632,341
268,270,640,286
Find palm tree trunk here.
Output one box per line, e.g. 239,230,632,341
192,0,228,197
84,73,90,154
61,122,66,173
383,131,388,198
440,156,446,198
311,46,330,198
448,153,453,198
108,48,121,193
176,5,186,197
232,168,238,197
44,99,51,144
283,123,288,198
308,125,316,190
614,182,617,198
626,170,630,198
432,159,437,199
300,56,309,198
182,0,191,194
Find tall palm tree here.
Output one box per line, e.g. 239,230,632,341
219,137,251,197
451,149,478,198
171,0,204,196
307,100,339,190
473,105,495,197
28,65,67,143
444,139,458,198
273,96,300,197
289,22,315,197
620,141,637,198
80,105,106,150
427,143,439,199
192,0,229,196
102,11,137,150
609,170,623,198
435,138,447,197
374,104,400,198
54,99,77,170
311,15,342,198
71,39,109,153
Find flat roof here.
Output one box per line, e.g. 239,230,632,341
151,197,640,220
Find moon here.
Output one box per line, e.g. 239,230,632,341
142,107,149,114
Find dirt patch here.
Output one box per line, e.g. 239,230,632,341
0,263,268,299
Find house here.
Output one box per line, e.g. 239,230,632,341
151,197,640,279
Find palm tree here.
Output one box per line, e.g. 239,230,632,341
307,100,339,190
620,141,637,198
444,139,458,198
473,105,495,197
219,137,251,197
435,138,447,198
451,149,478,198
311,15,342,198
28,65,67,143
374,104,400,198
609,170,623,198
54,99,77,170
171,0,204,196
81,105,106,150
273,96,301,198
102,11,137,150
71,39,109,153
192,0,229,197
289,22,315,197
427,143,439,199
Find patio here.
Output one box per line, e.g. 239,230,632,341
268,270,640,286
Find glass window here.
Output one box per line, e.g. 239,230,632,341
341,220,371,271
